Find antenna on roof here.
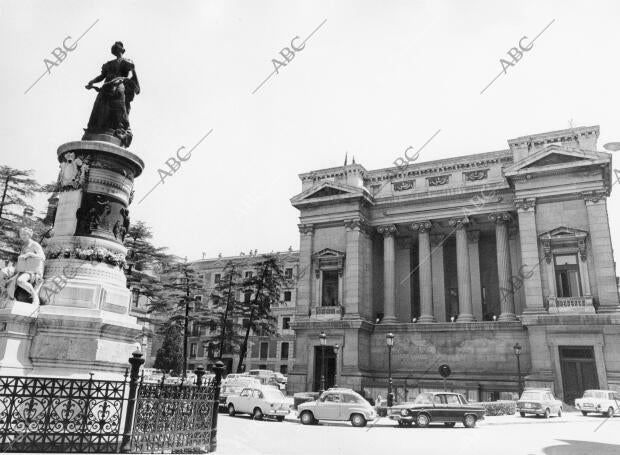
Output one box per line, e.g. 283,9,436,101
352,155,356,164
344,152,348,166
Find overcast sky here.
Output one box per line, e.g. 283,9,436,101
1,0,619,265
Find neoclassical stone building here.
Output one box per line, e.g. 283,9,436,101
288,125,620,403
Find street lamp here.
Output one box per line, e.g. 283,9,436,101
333,343,340,387
386,332,394,407
513,342,523,396
319,331,327,393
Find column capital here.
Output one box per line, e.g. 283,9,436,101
298,223,314,235
581,190,608,204
448,216,470,230
488,212,513,224
377,224,397,237
344,216,370,233
409,221,432,233
514,197,536,212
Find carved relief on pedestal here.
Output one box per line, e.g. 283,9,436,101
75,194,130,243
58,152,90,191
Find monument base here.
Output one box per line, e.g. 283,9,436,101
0,300,36,376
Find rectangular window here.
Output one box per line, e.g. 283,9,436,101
280,365,288,375
260,342,269,360
244,290,252,303
190,343,197,358
245,271,253,279
242,318,250,329
285,268,293,279
282,317,291,330
555,254,581,297
214,273,221,284
281,342,289,359
284,291,292,302
321,270,339,306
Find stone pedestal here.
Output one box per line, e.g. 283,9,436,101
0,140,145,379
0,300,37,375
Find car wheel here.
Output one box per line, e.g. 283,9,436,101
605,407,614,418
558,408,562,418
544,408,550,419
519,412,526,417
444,422,456,428
276,416,285,422
397,421,404,427
227,404,235,417
300,411,315,425
581,411,588,416
350,413,367,428
253,407,264,420
416,413,430,428
463,414,477,428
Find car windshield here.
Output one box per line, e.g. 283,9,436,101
342,393,366,404
262,389,285,401
521,391,543,401
413,393,435,405
583,390,608,399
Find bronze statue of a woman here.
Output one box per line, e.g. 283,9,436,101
83,41,140,147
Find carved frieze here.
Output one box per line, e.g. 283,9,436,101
409,221,432,233
514,197,536,211
463,169,489,182
448,216,470,230
427,175,450,187
377,224,397,237
75,193,128,243
393,180,415,191
58,152,90,191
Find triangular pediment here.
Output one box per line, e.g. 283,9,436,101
312,248,345,259
539,226,588,240
290,181,371,207
504,144,609,176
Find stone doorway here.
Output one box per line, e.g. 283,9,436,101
559,346,599,404
313,346,337,391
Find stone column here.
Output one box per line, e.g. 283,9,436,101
410,221,434,322
344,218,370,320
297,224,314,318
514,198,545,313
431,234,446,322
448,217,474,322
467,230,482,321
582,191,620,312
377,224,398,323
489,212,517,321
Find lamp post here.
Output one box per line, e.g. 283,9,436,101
319,331,327,393
513,342,523,396
333,343,340,387
386,332,394,407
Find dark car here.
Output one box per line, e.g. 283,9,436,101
389,392,485,428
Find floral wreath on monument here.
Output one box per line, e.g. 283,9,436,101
45,246,126,269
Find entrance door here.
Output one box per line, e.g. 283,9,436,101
314,346,337,391
559,346,599,405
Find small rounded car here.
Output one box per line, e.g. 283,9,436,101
389,392,485,428
516,389,563,418
226,385,290,421
297,388,377,427
575,390,620,417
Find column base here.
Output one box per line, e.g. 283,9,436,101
417,314,435,323
457,313,475,323
382,316,398,323
597,305,620,314
522,307,548,315
498,312,518,322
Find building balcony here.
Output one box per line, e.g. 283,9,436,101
314,305,343,320
547,296,595,314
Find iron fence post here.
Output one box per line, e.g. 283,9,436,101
209,361,225,453
120,350,145,453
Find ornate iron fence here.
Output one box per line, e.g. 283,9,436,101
0,374,128,453
0,355,224,454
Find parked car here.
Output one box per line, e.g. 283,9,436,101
297,388,377,427
575,390,620,417
273,372,288,390
226,385,290,421
389,392,485,428
219,377,261,411
247,369,281,388
517,389,563,418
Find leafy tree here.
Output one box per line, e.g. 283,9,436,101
236,254,284,373
153,321,184,375
0,166,38,220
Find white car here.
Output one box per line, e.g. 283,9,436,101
575,390,620,417
297,388,377,427
226,386,290,421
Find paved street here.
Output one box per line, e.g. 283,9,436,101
217,412,620,455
